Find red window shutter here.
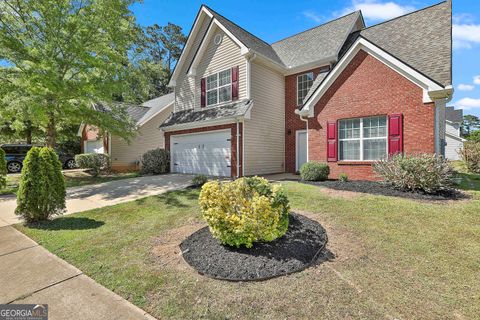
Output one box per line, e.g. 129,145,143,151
326,121,337,162
231,66,239,100
200,78,206,108
388,114,403,155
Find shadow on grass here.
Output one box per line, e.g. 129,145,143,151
27,217,105,231
135,188,200,208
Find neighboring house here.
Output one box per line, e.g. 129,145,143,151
445,106,465,160
160,1,453,179
79,93,174,171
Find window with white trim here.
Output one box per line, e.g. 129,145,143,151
206,69,232,107
338,116,387,161
297,72,314,106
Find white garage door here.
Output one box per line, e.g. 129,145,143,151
171,130,231,176
85,140,104,154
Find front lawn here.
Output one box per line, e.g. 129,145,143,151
1,170,139,195
16,182,479,319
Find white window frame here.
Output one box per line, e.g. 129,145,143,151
338,116,388,161
206,68,232,107
297,72,314,106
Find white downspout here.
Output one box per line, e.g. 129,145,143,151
299,115,309,163
236,118,240,178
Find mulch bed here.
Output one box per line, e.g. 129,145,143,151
180,213,328,281
302,180,467,201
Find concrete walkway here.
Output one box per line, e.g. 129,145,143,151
0,225,157,320
0,173,193,226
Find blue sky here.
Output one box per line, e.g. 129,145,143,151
132,0,480,117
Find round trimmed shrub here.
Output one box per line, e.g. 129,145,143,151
0,148,6,189
199,177,290,248
141,148,170,175
338,173,348,182
373,153,454,194
75,153,110,177
300,162,330,181
192,174,208,187
15,147,66,222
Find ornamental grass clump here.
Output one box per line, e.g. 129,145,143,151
199,177,290,248
16,147,66,222
373,153,454,194
460,141,480,173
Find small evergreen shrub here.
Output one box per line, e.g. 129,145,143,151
192,174,208,187
373,153,454,194
75,153,110,177
141,148,170,175
199,177,290,248
460,141,480,173
0,148,6,189
339,173,348,182
15,147,66,222
300,162,330,181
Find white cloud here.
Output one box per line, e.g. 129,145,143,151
302,10,323,23
474,76,480,85
458,84,475,91
453,24,480,49
339,0,415,22
455,97,480,110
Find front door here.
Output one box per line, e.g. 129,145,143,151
296,130,307,172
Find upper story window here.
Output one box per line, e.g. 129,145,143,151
338,116,387,161
297,72,314,106
206,69,232,107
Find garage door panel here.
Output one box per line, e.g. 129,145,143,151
171,130,231,177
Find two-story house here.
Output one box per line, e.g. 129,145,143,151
159,1,452,180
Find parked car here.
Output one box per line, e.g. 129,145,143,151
1,144,77,173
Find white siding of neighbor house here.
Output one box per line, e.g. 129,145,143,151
445,122,463,160
175,15,211,112
194,27,247,109
243,61,285,175
110,105,173,168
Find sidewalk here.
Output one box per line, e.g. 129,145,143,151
0,173,193,226
0,225,156,319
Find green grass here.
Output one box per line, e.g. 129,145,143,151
16,183,480,319
0,171,139,195
451,161,480,191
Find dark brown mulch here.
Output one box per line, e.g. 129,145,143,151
180,213,328,281
302,180,468,201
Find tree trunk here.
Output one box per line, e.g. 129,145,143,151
26,128,32,144
45,113,56,148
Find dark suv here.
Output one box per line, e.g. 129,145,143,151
1,144,77,173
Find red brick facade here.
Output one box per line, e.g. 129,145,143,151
285,67,325,173
164,123,243,177
305,50,435,180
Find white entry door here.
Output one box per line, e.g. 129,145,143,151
171,130,231,177
296,130,307,172
85,140,104,154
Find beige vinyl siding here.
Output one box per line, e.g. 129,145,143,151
110,105,173,168
194,27,246,109
244,61,285,175
175,16,211,112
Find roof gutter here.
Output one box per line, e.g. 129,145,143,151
428,85,454,102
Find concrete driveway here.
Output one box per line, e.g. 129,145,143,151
0,173,193,226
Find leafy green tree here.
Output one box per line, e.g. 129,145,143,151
15,147,66,222
123,22,186,102
0,148,6,189
467,130,480,142
0,0,139,147
462,115,480,137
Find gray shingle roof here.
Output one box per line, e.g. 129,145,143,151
93,102,149,123
446,106,463,123
357,1,451,86
160,99,252,128
138,93,174,124
271,12,362,68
